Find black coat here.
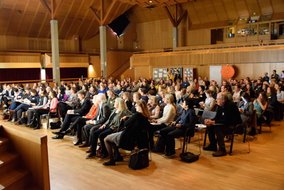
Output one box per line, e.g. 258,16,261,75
119,112,150,151
215,100,242,126
74,98,92,116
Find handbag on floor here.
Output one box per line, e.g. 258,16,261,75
128,148,149,170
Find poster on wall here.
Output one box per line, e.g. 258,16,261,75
153,68,168,81
183,68,194,80
168,67,183,81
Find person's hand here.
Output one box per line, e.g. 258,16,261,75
99,124,106,130
175,124,181,128
204,119,214,126
86,120,92,124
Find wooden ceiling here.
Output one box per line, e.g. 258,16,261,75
0,0,283,40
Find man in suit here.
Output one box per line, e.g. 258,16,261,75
203,93,242,157
52,90,92,139
79,93,111,147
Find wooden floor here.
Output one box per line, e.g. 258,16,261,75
1,119,284,190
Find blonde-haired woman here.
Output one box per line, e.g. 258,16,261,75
147,95,161,119
149,93,176,149
86,97,132,159
103,100,150,166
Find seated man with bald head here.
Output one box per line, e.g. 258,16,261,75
203,93,242,157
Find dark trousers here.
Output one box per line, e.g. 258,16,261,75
34,109,49,128
26,109,36,124
159,126,185,155
148,123,167,149
59,114,81,132
89,127,113,156
57,102,72,120
207,124,226,151
71,117,89,142
83,124,100,145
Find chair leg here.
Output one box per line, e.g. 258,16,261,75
247,140,250,153
203,128,208,147
46,115,50,129
229,134,235,155
243,126,247,143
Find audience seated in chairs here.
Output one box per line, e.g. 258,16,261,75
52,90,92,139
71,95,99,146
26,88,48,127
57,87,79,121
199,89,216,111
103,100,150,166
147,95,161,120
149,93,177,149
85,97,132,159
155,98,197,157
203,93,242,157
253,92,273,132
13,88,39,124
31,90,58,129
238,92,255,135
80,94,111,148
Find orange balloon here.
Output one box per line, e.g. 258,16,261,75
221,65,235,79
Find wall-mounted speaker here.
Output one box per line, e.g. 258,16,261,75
108,14,129,37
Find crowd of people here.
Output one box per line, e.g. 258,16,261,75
0,69,283,165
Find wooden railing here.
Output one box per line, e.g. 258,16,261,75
2,125,50,190
133,39,284,54
0,78,89,85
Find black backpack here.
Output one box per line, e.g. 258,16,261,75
180,152,199,163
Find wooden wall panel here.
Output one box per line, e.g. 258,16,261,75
136,19,173,50
89,55,101,78
107,51,132,78
3,125,50,190
0,35,75,52
121,68,135,80
0,53,40,68
187,29,211,46
131,46,284,81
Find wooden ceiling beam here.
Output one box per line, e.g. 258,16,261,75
101,0,105,24
74,0,96,38
59,0,76,38
82,16,98,40
37,12,49,38
39,0,51,14
65,0,89,39
164,4,187,27
90,6,101,24
177,9,187,26
164,6,177,26
102,0,118,25
27,1,41,36
5,0,18,35
16,0,31,36
53,0,64,20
